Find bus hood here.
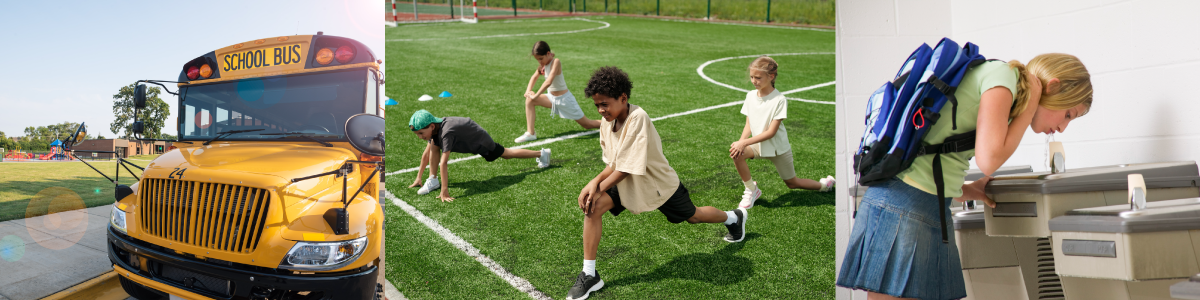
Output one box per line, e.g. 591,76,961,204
151,142,358,181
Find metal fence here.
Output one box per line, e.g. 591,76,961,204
393,0,833,26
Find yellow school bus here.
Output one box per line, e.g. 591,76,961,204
96,33,386,300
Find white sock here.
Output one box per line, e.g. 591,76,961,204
583,260,596,276
743,180,756,191
724,210,738,225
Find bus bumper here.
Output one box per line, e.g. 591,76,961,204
108,227,378,300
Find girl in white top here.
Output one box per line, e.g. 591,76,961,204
729,56,834,209
513,41,600,143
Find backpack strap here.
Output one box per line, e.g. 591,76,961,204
919,130,976,243
925,59,990,131
916,130,976,157
932,152,949,243
927,76,959,130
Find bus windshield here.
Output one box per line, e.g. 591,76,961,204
179,69,370,142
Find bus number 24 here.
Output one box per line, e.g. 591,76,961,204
169,168,187,179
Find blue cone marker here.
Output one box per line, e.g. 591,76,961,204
385,98,398,105
439,91,452,98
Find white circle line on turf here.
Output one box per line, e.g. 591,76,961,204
385,191,553,300
696,52,836,105
387,17,610,42
387,78,834,176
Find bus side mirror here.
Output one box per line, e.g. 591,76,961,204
132,121,145,136
133,84,148,109
66,123,87,147
344,114,385,156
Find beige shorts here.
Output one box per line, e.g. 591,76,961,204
748,144,797,180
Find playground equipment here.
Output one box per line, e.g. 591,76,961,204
4,150,33,161
39,140,68,160
1,141,72,161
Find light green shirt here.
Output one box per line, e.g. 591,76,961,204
898,61,1018,197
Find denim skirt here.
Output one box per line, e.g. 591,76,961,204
836,178,966,300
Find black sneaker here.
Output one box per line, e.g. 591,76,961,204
566,271,604,300
724,208,747,242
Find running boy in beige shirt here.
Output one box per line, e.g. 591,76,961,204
566,66,748,300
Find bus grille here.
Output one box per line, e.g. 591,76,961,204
140,179,270,253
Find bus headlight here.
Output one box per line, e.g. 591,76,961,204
110,206,127,233
279,237,368,271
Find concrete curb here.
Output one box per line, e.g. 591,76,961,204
38,271,126,300
384,279,408,300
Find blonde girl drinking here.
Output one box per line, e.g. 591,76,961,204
837,53,1093,300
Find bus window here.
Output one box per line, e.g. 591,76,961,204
366,70,378,115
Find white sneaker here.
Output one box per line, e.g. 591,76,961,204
417,176,440,195
537,148,551,168
819,176,835,192
514,132,537,143
738,184,762,209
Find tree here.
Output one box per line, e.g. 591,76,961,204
0,131,11,151
111,83,170,140
15,122,82,152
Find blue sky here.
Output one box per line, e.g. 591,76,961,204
0,0,383,139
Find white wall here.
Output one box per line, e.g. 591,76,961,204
835,1,1200,299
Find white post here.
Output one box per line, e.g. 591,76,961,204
473,0,478,19
413,0,418,20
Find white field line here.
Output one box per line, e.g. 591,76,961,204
387,18,610,42
385,191,553,300
780,81,836,95
386,79,832,176
696,52,836,105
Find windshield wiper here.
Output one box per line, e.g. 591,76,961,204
203,129,265,145
260,132,334,147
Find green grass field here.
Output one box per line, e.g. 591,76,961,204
0,155,155,222
385,16,833,299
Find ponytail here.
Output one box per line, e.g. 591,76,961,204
1007,60,1030,119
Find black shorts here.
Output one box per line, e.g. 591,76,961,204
481,143,505,162
606,183,696,223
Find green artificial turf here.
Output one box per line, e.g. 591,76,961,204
384,16,834,299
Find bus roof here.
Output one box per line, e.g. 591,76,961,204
177,33,377,85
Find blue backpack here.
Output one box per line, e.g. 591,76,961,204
852,38,989,243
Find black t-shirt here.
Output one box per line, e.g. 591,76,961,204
431,117,496,155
